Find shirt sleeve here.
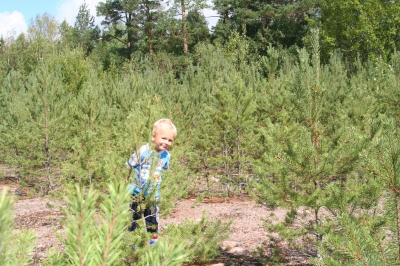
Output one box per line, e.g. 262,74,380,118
126,151,139,168
126,144,150,169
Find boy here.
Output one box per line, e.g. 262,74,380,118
125,118,177,236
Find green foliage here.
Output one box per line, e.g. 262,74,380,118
142,240,190,266
49,48,92,93
250,30,392,263
261,44,280,78
212,0,316,55
0,63,69,190
221,29,250,71
0,188,37,265
121,212,228,265
313,213,396,266
186,9,210,50
367,55,400,124
1,34,29,75
165,0,210,54
74,1,101,55
196,68,258,195
42,182,131,265
317,0,400,62
361,118,400,262
96,0,163,58
63,186,100,265
162,213,231,263
160,166,191,213
0,188,15,263
97,184,132,265
28,13,59,41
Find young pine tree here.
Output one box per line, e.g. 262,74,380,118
0,188,36,265
252,30,377,259
198,68,258,196
42,182,131,265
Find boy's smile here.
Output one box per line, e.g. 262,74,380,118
152,127,175,152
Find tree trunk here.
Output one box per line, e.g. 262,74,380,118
395,193,400,260
146,4,153,55
181,0,188,54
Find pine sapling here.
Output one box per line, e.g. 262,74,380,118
0,188,37,265
96,182,131,266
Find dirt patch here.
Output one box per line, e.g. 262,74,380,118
8,195,66,264
163,197,313,265
163,196,277,251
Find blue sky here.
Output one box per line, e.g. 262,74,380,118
0,0,218,38
0,0,104,37
1,0,59,23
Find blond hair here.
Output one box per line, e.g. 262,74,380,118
153,118,177,137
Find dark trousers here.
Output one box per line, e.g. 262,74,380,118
128,199,158,233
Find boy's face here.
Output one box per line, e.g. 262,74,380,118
152,127,175,152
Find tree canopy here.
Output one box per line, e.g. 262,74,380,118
318,0,400,62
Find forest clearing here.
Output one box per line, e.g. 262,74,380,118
2,1,400,265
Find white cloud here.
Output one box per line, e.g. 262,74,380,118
0,11,28,38
56,0,104,26
203,8,219,29
203,0,219,29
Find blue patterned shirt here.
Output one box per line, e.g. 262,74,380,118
126,144,170,198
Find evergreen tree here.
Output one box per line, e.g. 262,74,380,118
74,1,101,55
59,20,78,49
1,61,70,189
167,0,209,54
186,9,210,51
252,30,376,258
24,64,68,190
193,66,258,195
141,0,163,54
308,118,400,265
156,8,210,55
314,212,395,265
212,0,316,55
0,36,6,78
360,118,400,264
367,52,400,124
42,182,134,265
96,0,163,58
62,70,108,186
97,0,141,59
